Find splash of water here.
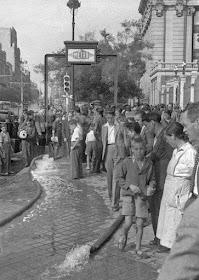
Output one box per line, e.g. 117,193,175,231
40,244,91,279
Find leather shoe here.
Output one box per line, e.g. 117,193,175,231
112,206,120,212
149,238,158,245
157,246,170,253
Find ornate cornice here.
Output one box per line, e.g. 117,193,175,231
155,0,165,17
175,0,184,17
140,0,153,35
138,0,148,15
187,7,196,16
139,0,197,36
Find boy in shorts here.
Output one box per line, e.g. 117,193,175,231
117,137,156,256
85,123,96,170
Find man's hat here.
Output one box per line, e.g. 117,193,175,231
56,111,62,116
96,106,104,113
106,107,115,115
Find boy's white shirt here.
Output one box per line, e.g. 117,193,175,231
85,130,96,144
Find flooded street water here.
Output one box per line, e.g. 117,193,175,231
0,156,158,280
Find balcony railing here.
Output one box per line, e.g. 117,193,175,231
150,62,198,76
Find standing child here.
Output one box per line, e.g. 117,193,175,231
85,123,96,170
69,119,83,179
0,123,13,175
117,137,156,257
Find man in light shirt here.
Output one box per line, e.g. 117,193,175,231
102,107,129,211
69,119,83,180
157,102,199,280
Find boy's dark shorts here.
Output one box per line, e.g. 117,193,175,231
122,195,148,218
85,141,96,156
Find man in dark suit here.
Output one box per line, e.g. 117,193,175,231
101,107,129,211
157,102,199,280
93,107,106,173
144,112,173,249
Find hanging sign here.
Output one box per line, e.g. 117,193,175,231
64,41,98,64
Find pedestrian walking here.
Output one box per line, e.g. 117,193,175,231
117,137,156,255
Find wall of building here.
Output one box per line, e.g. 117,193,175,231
0,42,12,89
0,27,31,98
139,0,199,106
0,27,20,77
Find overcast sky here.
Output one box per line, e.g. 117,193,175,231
0,0,141,84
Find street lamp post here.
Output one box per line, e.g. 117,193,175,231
20,61,29,111
67,0,81,108
173,65,179,104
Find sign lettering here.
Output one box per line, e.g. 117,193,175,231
68,48,95,63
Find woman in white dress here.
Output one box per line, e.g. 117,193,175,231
156,122,196,252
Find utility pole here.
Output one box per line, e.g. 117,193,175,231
67,0,81,108
71,7,75,108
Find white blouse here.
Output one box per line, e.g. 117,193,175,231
171,142,196,177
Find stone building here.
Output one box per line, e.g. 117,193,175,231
0,42,12,89
138,0,199,108
0,27,31,103
0,27,22,82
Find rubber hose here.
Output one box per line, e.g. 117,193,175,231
90,214,124,253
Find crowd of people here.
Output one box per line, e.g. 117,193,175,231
1,100,199,277
62,100,199,275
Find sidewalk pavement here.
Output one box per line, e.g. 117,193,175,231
0,156,168,279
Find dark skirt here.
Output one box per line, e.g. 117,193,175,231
70,145,83,179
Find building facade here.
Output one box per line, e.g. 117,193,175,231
0,27,22,82
139,0,199,108
0,27,31,104
0,43,12,89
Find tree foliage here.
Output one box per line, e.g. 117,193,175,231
0,84,39,104
34,19,153,105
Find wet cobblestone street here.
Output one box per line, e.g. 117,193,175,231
0,156,159,280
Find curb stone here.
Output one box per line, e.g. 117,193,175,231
0,155,44,228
